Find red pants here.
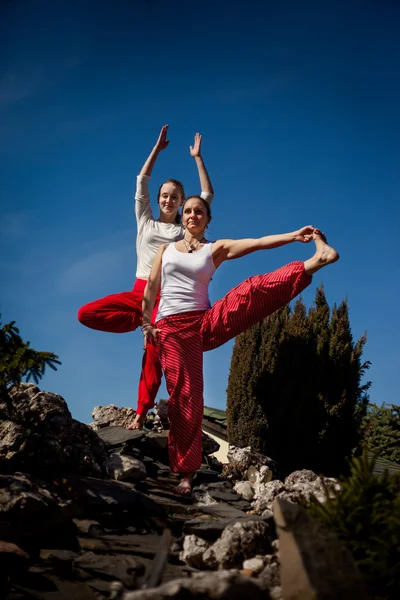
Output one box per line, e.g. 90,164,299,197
156,261,312,474
77,279,161,416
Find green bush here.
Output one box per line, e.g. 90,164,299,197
306,451,400,600
0,316,60,398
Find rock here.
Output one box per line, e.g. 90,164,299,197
226,445,277,479
50,474,167,524
284,469,318,487
278,476,341,507
0,540,30,581
96,426,145,449
202,432,220,455
74,551,144,588
203,520,272,570
140,431,170,465
0,473,77,553
234,481,254,501
183,514,273,541
179,534,210,569
193,467,221,486
0,383,107,477
253,465,273,484
258,555,281,591
121,570,270,599
105,454,147,482
242,556,265,573
198,502,248,519
273,498,370,600
207,489,242,503
251,480,285,514
269,586,283,600
90,404,137,430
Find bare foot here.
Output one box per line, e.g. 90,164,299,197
128,414,144,430
172,474,193,496
304,229,339,275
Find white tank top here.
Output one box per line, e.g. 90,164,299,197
156,242,216,321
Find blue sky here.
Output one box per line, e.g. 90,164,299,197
1,0,399,423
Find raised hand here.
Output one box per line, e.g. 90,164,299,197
189,132,202,158
155,125,170,152
295,225,315,243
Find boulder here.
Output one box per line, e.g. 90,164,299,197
203,520,272,570
202,432,220,455
0,473,77,553
225,445,277,479
273,498,370,599
121,570,270,599
252,480,285,514
242,556,265,574
234,481,254,501
0,384,107,477
104,454,147,482
179,534,210,569
284,469,318,487
90,404,137,430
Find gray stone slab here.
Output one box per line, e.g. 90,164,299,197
197,502,248,519
183,515,273,541
96,426,145,448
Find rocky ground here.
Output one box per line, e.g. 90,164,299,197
0,384,369,599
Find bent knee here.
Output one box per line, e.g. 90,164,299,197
77,305,91,326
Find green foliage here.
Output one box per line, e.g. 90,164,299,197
362,404,400,464
0,316,61,394
226,286,370,476
306,451,400,600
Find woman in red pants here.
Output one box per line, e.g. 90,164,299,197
77,126,214,429
142,196,339,494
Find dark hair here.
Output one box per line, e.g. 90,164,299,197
183,195,212,221
157,179,185,224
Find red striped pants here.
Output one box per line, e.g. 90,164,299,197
77,279,161,416
156,261,312,474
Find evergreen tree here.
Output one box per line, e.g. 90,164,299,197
0,316,61,399
362,404,400,464
226,286,370,477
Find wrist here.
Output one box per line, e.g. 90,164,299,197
193,155,203,161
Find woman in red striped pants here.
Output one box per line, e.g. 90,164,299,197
142,196,339,494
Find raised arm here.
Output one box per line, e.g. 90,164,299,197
139,125,170,177
212,226,315,268
136,125,170,222
190,133,214,200
141,245,166,345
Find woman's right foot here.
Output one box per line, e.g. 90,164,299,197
128,414,144,430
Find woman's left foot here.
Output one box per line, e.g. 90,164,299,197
172,474,193,496
313,229,339,266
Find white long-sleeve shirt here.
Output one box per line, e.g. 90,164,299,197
135,175,213,279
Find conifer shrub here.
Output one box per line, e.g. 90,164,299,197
306,451,400,600
226,286,370,477
362,404,400,464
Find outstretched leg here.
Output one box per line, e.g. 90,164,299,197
201,230,338,351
